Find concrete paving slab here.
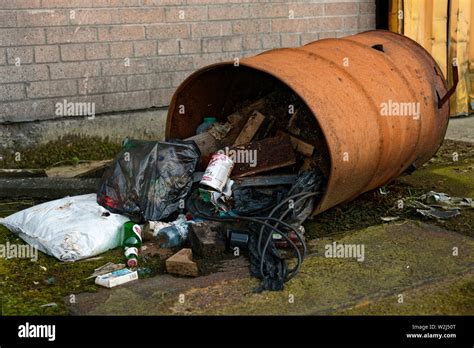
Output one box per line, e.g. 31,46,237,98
334,270,474,315
445,116,474,143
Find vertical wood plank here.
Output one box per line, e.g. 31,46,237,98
450,0,471,115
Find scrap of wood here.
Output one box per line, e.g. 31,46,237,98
0,178,100,198
277,130,314,157
185,131,220,157
287,110,301,136
232,111,266,146
301,157,316,171
231,134,296,178
227,113,243,125
185,122,232,158
226,94,271,121
46,160,111,178
0,169,47,178
208,122,232,140
291,138,314,157
222,93,275,147
185,93,273,159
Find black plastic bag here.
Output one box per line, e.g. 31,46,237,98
286,170,323,225
233,186,289,216
97,139,200,222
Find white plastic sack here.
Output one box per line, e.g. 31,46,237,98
0,194,129,261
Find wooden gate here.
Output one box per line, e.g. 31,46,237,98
389,0,473,116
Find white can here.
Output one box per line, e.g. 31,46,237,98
200,153,234,192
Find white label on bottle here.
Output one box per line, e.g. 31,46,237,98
125,247,138,257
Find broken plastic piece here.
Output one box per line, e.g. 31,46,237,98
422,191,474,208
226,230,250,250
416,207,460,219
381,216,400,222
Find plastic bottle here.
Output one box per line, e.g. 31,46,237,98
121,221,142,268
196,117,217,134
155,214,188,248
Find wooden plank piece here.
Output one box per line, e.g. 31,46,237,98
46,160,112,178
231,134,296,178
232,111,266,146
287,110,301,136
221,93,275,146
277,130,314,157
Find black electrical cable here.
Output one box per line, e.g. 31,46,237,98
258,192,319,281
186,191,319,283
187,197,302,256
187,197,303,280
258,191,318,255
257,191,315,254
187,192,311,280
270,192,319,254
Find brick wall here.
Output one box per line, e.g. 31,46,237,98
0,0,375,123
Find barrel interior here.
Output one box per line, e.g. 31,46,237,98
168,64,332,207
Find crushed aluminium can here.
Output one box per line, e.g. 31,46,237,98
200,153,234,192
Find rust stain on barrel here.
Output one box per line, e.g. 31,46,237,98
166,30,449,215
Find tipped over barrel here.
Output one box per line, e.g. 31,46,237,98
166,30,450,215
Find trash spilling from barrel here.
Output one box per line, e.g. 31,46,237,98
0,31,454,291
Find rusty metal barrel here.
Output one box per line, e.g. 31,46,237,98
166,30,450,215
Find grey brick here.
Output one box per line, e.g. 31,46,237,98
27,80,77,98
0,83,25,101
49,61,101,79
0,65,48,83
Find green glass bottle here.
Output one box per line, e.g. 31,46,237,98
122,221,142,268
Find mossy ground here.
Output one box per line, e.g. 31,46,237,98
0,138,472,315
305,140,474,239
0,135,121,169
335,272,474,315
0,136,145,315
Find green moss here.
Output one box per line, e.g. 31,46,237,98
336,273,474,315
0,135,121,169
417,165,474,197
0,224,126,315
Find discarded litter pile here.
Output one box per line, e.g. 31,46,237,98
0,84,328,292
411,191,473,220
93,85,329,291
